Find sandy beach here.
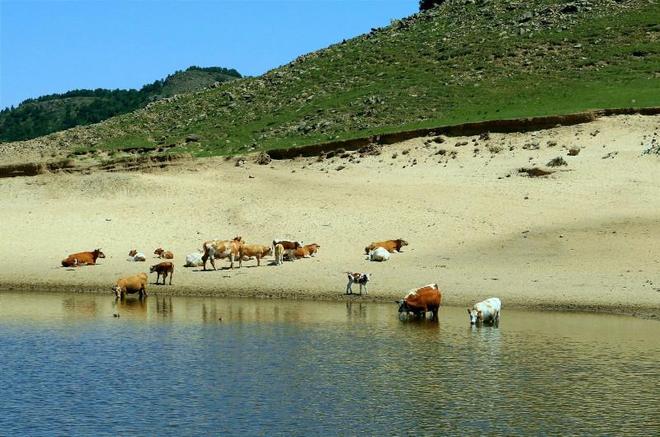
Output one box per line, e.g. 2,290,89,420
1,114,659,318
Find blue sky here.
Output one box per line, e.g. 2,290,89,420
1,1,418,109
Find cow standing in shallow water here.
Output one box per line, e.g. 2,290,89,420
397,284,442,320
61,249,105,267
467,297,501,325
113,272,148,299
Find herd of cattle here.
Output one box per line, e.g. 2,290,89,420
60,238,501,324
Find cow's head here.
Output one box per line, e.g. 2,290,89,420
112,285,123,299
149,264,159,273
396,299,409,313
128,249,137,257
264,246,272,256
467,308,482,325
398,239,409,247
154,248,163,256
95,249,106,258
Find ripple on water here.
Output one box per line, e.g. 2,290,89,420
0,293,658,435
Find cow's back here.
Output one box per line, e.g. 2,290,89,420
406,284,441,309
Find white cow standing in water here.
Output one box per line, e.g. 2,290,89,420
467,297,501,325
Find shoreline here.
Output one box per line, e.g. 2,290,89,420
1,281,657,320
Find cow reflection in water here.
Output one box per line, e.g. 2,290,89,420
156,296,173,317
345,301,367,319
397,283,442,321
115,296,148,317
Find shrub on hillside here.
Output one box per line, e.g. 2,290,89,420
419,0,445,11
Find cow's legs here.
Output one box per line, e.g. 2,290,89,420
346,282,353,295
169,270,173,285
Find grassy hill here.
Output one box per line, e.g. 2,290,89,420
8,0,659,157
0,66,241,142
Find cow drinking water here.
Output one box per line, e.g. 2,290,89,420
467,297,501,325
397,283,442,320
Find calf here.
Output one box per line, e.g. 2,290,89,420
367,247,390,262
364,239,408,255
346,272,371,295
127,249,146,262
467,297,501,325
397,283,442,320
113,272,148,299
239,244,272,267
150,262,174,285
61,249,105,267
274,243,285,265
154,248,174,259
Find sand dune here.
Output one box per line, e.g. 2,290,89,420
1,114,658,317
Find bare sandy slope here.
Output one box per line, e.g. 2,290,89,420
1,114,659,317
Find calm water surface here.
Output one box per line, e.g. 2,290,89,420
0,292,658,435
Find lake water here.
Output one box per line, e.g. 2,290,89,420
0,292,658,435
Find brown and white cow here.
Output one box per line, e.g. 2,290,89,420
272,239,302,251
238,244,272,267
364,239,408,255
202,236,246,270
127,250,146,262
396,283,442,320
113,272,148,299
154,248,174,259
150,262,174,285
346,272,371,295
304,243,320,257
61,249,105,267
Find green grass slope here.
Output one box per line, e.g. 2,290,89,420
11,0,660,156
0,66,240,142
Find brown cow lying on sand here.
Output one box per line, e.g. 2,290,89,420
238,244,272,267
365,239,408,255
397,283,442,320
61,249,105,267
113,272,148,299
284,246,310,261
150,262,174,285
202,236,247,270
304,243,320,257
154,248,174,259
